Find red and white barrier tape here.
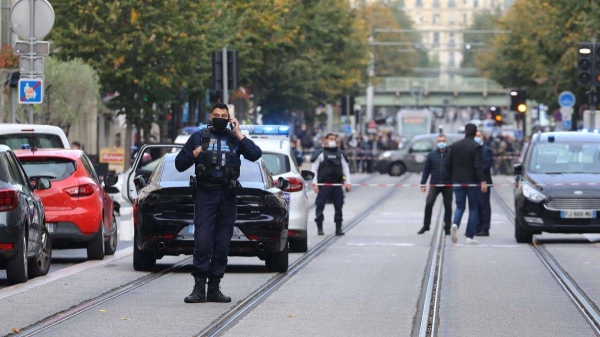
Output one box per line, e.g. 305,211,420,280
308,182,600,188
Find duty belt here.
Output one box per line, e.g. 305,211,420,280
198,182,225,191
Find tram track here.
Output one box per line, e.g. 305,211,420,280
14,173,410,337
492,189,600,335
196,174,412,337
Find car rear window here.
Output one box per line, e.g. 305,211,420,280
0,133,64,150
20,158,76,181
262,153,290,175
161,157,264,183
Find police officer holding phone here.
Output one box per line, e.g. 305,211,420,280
175,103,262,304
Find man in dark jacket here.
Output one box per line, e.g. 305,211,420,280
446,124,488,244
475,130,493,236
418,134,453,235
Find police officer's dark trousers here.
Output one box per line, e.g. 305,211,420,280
423,187,453,231
191,188,236,279
314,186,344,223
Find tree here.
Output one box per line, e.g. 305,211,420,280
38,57,101,136
460,9,500,71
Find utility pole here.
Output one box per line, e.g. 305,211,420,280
365,51,374,128
222,47,228,104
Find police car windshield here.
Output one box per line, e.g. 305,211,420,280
0,133,64,150
262,153,290,176
528,142,600,174
161,157,264,183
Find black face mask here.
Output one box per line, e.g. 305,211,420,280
212,118,229,131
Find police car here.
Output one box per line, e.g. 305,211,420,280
238,125,314,252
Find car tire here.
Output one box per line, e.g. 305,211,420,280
289,238,308,253
514,216,533,244
87,222,106,260
388,162,406,177
6,235,28,285
133,241,156,272
265,246,289,273
104,215,118,256
29,227,52,278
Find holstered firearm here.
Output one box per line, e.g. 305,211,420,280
189,175,197,192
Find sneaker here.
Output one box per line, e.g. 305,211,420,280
466,238,478,245
450,224,458,243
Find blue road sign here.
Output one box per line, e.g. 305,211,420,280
558,91,575,108
562,120,572,130
342,125,352,134
18,78,43,104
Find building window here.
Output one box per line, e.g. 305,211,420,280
416,0,423,7
449,0,456,7
433,14,440,25
433,0,440,7
449,52,455,67
463,13,468,24
449,33,455,45
474,0,478,7
433,32,440,45
449,13,455,25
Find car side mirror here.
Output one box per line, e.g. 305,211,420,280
133,175,146,192
513,163,523,176
277,177,290,190
103,174,118,188
300,170,315,181
36,178,52,191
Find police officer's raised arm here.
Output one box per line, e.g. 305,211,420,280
175,132,201,172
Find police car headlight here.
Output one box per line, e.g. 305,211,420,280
522,183,546,203
380,151,392,159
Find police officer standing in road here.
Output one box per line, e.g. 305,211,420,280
475,130,494,236
175,103,262,304
312,133,352,236
418,134,453,235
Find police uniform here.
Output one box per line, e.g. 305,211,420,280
311,146,351,236
175,127,262,303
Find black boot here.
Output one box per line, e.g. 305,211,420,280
335,222,345,236
316,221,324,235
184,277,206,303
206,277,231,303
417,226,430,235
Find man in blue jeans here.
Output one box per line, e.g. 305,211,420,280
446,124,488,244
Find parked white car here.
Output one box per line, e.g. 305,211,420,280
0,124,70,150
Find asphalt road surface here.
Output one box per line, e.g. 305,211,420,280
1,174,600,336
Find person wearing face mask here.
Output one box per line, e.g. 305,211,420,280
474,130,494,236
418,134,453,235
311,133,352,236
175,103,262,304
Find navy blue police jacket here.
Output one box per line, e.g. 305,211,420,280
420,148,453,186
174,129,262,176
481,144,494,185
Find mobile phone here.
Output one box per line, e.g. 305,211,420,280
229,122,235,129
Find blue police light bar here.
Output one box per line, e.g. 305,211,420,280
21,144,30,150
239,125,290,137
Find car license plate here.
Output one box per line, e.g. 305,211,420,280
188,224,195,234
561,210,596,219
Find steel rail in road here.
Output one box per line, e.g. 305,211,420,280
413,206,446,337
196,174,412,337
492,189,600,335
16,257,193,337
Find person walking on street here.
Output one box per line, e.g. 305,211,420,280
418,134,453,235
312,133,352,236
175,103,262,304
446,123,488,244
475,130,493,236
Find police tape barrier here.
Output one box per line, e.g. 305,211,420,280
344,155,521,160
302,148,522,156
308,182,600,188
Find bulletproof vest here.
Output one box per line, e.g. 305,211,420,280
195,128,241,184
318,148,344,184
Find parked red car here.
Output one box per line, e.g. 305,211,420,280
14,149,119,260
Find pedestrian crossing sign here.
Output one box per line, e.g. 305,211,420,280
18,78,43,104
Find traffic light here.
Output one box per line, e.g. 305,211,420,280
578,42,593,86
510,89,527,113
212,50,239,91
227,50,239,90
211,51,223,91
340,95,355,116
491,108,503,125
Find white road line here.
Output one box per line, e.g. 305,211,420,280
0,247,134,301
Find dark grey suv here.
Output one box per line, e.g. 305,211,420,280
377,133,463,176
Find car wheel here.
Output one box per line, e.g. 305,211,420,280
289,238,308,253
514,216,533,244
6,235,28,285
133,241,156,272
265,246,289,273
104,215,118,256
87,221,106,260
389,162,406,177
29,227,52,278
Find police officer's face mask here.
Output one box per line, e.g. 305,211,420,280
211,117,229,131
327,140,337,148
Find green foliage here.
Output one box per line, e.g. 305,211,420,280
461,9,500,71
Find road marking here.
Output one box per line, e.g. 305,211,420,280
0,247,133,301
452,244,518,248
346,242,416,247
